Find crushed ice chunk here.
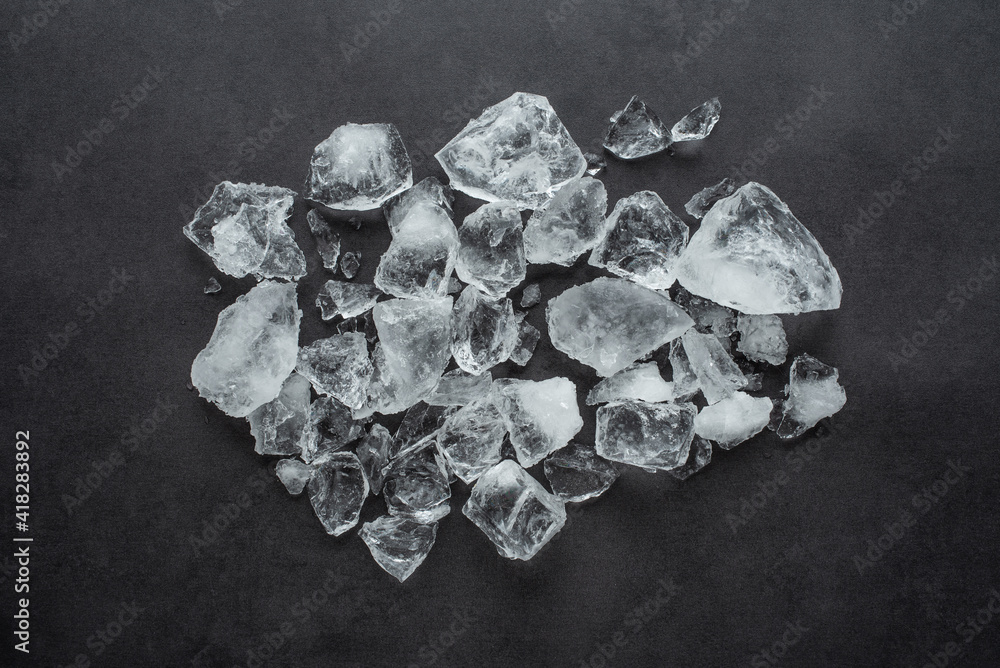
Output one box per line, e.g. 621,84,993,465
589,191,689,290
316,280,381,320
463,459,567,560
391,402,457,459
436,397,506,483
667,436,712,481
491,377,582,467
680,330,746,404
584,152,606,176
301,396,366,463
694,392,772,449
543,443,620,502
375,205,458,299
546,277,694,376
684,177,737,219
736,314,788,366
305,122,412,211
340,251,361,279
435,92,586,209
306,209,341,271
668,339,700,400
595,400,697,471
520,283,541,308
359,516,438,582
247,371,311,456
674,182,843,314
451,286,519,375
276,459,313,495
295,333,373,411
426,369,492,407
184,182,306,281
777,354,847,439
354,342,425,418
373,298,453,405
508,315,541,367
383,177,453,235
524,176,609,267
455,201,526,298
191,281,301,418
671,98,721,142
383,441,451,522
675,289,737,351
356,423,392,495
586,362,674,405
307,451,368,535
203,277,222,294
602,96,672,159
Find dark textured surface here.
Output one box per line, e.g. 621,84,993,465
2,1,999,667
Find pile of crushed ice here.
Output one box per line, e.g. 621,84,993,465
185,92,846,582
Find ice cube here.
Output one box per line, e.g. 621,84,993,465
602,96,672,159
383,177,454,235
436,397,506,484
508,315,541,367
451,286,519,375
520,283,541,308
301,396,366,463
382,441,451,522
340,251,361,279
375,205,458,299
776,354,847,439
373,298,453,405
295,333,373,411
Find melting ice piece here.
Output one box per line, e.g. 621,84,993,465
356,423,392,495
546,277,694,376
340,251,361,279
674,182,843,314
191,281,301,418
184,182,307,281
491,377,583,467
543,443,620,502
603,96,672,159
301,397,366,463
359,516,438,582
316,280,381,320
455,201,526,298
375,205,458,299
308,451,368,536
436,397,506,484
435,92,586,209
426,369,492,407
667,436,712,481
671,98,722,142
204,277,222,294
736,314,788,366
777,354,847,439
383,177,454,235
524,177,609,267
276,459,313,495
247,372,311,456
589,191,689,290
684,177,737,219
595,400,697,471
680,330,746,405
694,392,772,449
584,152,606,176
391,403,457,459
373,298,453,404
668,339,700,400
295,333,373,411
463,459,567,560
509,315,541,367
451,286,519,375
383,441,451,522
586,362,674,405
306,209,342,271
520,284,541,309
305,122,412,211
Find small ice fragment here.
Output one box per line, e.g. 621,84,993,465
383,441,451,522
306,209,341,271
356,423,392,495
340,251,361,279
667,436,712,481
447,277,463,294
426,369,492,407
436,397,506,484
391,403,457,459
462,459,567,561
301,396,366,463
776,354,847,439
520,283,541,308
595,400,697,471
204,277,222,294
524,177,609,267
307,451,368,536
668,339,700,400
373,297,453,407
455,201,526,298
602,96,672,159
451,286,519,375
671,98,722,142
684,178,737,219
586,362,674,405
680,330,746,405
359,516,438,582
694,392,772,449
543,443,620,502
491,377,583,467
348,216,362,230
276,459,313,495
508,316,541,367
675,289,737,351
295,333,373,411
305,122,412,211
316,280,381,320
375,205,458,299
584,152,606,176
247,372,311,456
736,314,788,366
383,177,454,235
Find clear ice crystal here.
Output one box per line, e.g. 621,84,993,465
674,182,843,314
777,354,847,439
359,516,438,582
356,423,392,495
391,403,457,459
340,251,361,279
671,98,722,142
307,451,368,536
426,369,492,407
694,392,772,449
684,177,737,219
436,397,506,484
383,441,451,522
589,191,689,290
736,314,788,366
667,436,712,481
305,122,412,211
680,330,746,405
491,377,583,467
586,362,674,405
462,459,567,561
543,443,620,503
375,204,458,299
546,277,694,377
191,281,301,418
675,289,738,351
373,298,453,405
595,400,697,472
354,343,425,419
247,371,311,456
295,333,373,411
668,339,700,400
383,177,453,235
435,92,586,209
316,280,381,320
306,209,341,271
524,177,609,267
455,201,526,298
301,396,366,463
520,283,541,308
583,152,606,176
602,96,672,159
204,277,222,294
451,286,519,375
276,459,313,495
508,315,541,367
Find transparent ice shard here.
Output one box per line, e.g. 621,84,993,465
306,209,341,271
524,177,609,267
680,330,746,405
668,339,700,400
451,286,519,375
586,362,674,405
462,459,567,560
546,277,694,376
247,371,311,456
301,396,366,463
375,205,458,299
305,122,412,211
316,280,381,320
667,436,712,481
359,516,438,582
383,441,451,522
383,176,454,235
671,98,721,142
373,297,453,404
203,277,222,294
694,392,772,449
276,459,313,495
435,92,586,209
340,251,361,279
491,377,583,467
307,451,368,536
455,201,526,298
595,400,697,471
543,443,620,502
584,152,606,176
736,314,788,366
777,354,847,439
191,281,301,418
602,96,672,159
436,397,506,484
295,333,373,411
354,342,426,419
675,288,738,351
356,423,392,495
426,369,492,407
684,177,737,219
391,403,457,460
508,315,541,367
520,283,541,308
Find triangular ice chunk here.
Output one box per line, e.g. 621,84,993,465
359,516,438,582
671,98,722,142
603,96,672,159
295,333,373,411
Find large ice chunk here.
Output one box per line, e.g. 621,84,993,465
295,333,373,411
674,183,843,314
595,400,697,471
455,201,526,298
586,362,674,405
491,377,582,467
191,281,301,418
374,205,459,299
603,96,672,159
359,516,438,582
680,330,746,405
776,354,847,439
543,443,620,502
546,277,694,376
316,281,381,320
694,392,772,449
435,92,586,209
736,314,788,366
523,177,609,266
373,298,453,403
436,397,506,484
671,98,722,142
247,372,311,456
305,122,412,211
451,286,519,375
307,451,368,536
382,442,451,522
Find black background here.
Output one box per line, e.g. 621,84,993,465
3,1,999,667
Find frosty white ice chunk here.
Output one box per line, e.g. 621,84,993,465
383,441,451,522
668,339,700,400
308,451,368,536
736,314,788,366
435,92,586,209
543,443,620,503
589,191,689,290
455,201,526,298
247,371,311,456
777,354,847,439
359,516,438,582
520,283,541,308
508,316,541,367
276,459,313,495
451,286,519,375
306,209,341,271
184,182,306,281
356,423,392,495
305,122,412,211
667,436,712,481
595,400,697,471
316,280,381,320
671,98,721,142
204,277,222,294
674,182,843,314
524,177,609,267
603,96,672,159
694,392,772,449
426,369,492,407
684,177,737,219
462,459,567,561
491,377,583,467
295,333,373,411
436,397,506,484
680,330,746,404
375,205,458,299
340,251,361,279
586,362,674,405
391,403,457,459
191,281,301,418
546,277,694,376
373,298,453,404
301,396,366,463
383,177,453,235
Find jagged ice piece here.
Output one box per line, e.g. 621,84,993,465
383,442,451,523
520,283,541,308
316,280,381,320
491,377,583,467
543,443,620,503
595,400,697,472
451,286,519,375
295,333,373,411
681,329,746,405
373,298,453,405
524,177,609,266
306,209,342,271
359,516,438,582
301,396,366,463
736,314,788,366
383,176,453,235
436,397,506,484
455,201,526,298
777,354,847,439
684,178,737,219
602,96,672,159
307,451,368,536
247,371,311,456
667,436,712,481
671,98,721,142
426,369,492,407
509,316,541,367
586,362,674,405
276,459,314,495
204,277,221,294
694,392,772,450
340,251,361,279
375,205,458,299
